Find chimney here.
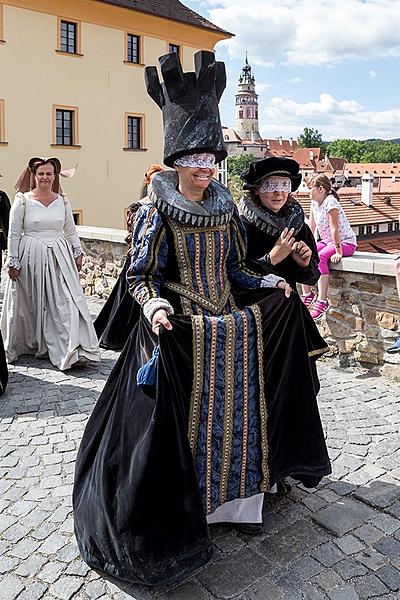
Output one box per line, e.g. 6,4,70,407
289,137,293,146
361,172,374,207
309,149,314,161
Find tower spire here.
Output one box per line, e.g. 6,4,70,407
235,54,260,141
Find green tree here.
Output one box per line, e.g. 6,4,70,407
327,138,400,163
326,139,364,162
298,127,323,148
227,154,256,178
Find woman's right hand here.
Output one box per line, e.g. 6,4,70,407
152,309,173,335
269,228,296,265
8,267,21,281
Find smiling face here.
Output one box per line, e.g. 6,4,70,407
175,165,215,200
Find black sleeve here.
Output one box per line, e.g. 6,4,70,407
0,191,11,250
293,224,320,286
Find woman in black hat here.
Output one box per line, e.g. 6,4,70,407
240,157,320,296
73,51,331,587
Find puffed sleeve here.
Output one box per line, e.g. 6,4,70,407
6,193,26,268
227,207,284,289
127,204,173,323
62,195,83,257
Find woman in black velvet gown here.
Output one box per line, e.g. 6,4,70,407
240,157,320,295
73,50,331,588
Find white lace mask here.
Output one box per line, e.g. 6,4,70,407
259,176,291,194
174,153,216,169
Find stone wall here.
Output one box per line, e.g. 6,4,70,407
315,253,399,380
78,228,399,378
78,226,126,298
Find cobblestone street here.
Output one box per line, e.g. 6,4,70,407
0,297,399,600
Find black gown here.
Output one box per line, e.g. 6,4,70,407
93,258,139,350
74,175,331,586
240,194,320,290
0,190,10,394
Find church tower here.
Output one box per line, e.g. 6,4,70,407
234,54,261,141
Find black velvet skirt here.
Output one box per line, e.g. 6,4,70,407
93,258,139,351
73,289,331,586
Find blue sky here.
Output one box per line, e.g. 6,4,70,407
183,0,400,141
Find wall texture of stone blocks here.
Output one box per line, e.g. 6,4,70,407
79,234,399,377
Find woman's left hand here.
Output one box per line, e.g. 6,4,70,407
330,252,343,264
291,241,312,267
277,280,292,298
75,255,83,272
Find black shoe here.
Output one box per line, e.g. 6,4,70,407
234,522,264,534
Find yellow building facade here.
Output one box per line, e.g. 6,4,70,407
0,0,230,227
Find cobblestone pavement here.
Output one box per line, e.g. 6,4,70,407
0,297,400,600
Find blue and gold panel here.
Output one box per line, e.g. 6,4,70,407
189,305,269,515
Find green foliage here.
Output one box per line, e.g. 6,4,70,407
227,154,256,177
326,139,400,163
298,127,323,148
227,173,244,203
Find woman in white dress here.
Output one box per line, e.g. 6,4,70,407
1,157,100,370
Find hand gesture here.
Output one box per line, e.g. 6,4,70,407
292,241,312,268
277,280,292,298
270,228,296,264
8,267,21,281
152,309,173,335
330,252,343,264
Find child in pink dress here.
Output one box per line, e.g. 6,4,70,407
302,174,357,319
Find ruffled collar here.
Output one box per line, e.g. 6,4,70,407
239,194,305,237
149,171,234,227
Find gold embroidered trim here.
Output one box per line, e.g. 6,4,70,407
220,314,236,504
168,218,193,315
188,316,205,457
308,346,330,358
240,311,249,498
164,281,232,315
250,304,270,491
194,233,205,299
206,319,218,514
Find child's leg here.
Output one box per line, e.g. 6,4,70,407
316,242,336,301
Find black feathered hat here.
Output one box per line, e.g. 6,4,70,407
145,50,227,167
241,157,302,192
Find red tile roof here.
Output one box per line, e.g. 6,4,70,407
295,189,400,226
345,163,400,177
96,0,231,34
292,148,322,168
357,235,400,255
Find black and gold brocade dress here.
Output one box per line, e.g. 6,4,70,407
73,173,331,586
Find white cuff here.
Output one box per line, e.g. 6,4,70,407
72,246,83,259
260,274,285,288
143,298,174,324
7,256,21,270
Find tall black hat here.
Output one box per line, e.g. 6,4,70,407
241,157,302,192
145,51,227,167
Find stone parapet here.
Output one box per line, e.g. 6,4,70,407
77,226,127,298
316,252,399,379
78,228,399,377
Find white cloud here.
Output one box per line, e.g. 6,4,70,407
369,70,377,78
258,93,400,140
289,77,303,84
205,0,400,67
